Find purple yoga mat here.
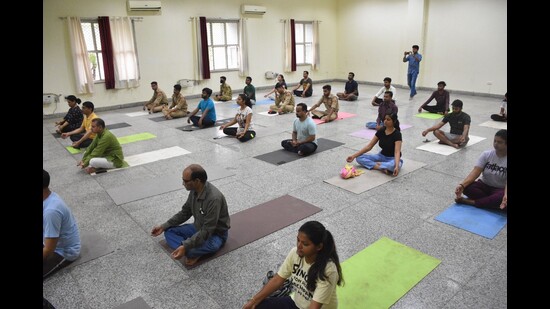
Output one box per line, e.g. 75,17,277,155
349,124,412,139
158,194,322,269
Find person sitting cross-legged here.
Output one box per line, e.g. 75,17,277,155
77,118,126,174
281,103,318,156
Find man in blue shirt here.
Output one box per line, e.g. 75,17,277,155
403,45,422,99
43,169,81,280
188,88,217,128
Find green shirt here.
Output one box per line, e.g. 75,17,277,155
244,84,256,101
82,129,126,168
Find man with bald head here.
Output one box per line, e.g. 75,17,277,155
151,164,231,266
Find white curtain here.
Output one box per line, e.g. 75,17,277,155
191,17,204,81
311,20,320,70
283,19,293,73
110,17,140,88
238,18,249,77
67,17,94,94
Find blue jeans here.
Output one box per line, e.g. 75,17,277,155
407,72,419,97
356,152,403,172
164,224,228,258
366,121,380,129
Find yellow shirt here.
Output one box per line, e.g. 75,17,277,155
80,112,98,139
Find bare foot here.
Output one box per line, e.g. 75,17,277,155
438,140,445,145
185,256,200,266
455,197,475,206
85,167,96,174
372,162,382,170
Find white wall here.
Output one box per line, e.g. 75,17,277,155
43,0,506,115
337,0,507,95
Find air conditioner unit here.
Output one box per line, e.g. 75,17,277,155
127,0,162,11
241,5,267,15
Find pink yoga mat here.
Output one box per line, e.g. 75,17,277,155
349,124,412,139
312,112,357,124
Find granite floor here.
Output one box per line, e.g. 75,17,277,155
43,82,507,309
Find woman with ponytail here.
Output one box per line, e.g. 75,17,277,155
243,221,343,309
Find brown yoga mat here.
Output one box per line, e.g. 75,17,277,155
159,194,322,269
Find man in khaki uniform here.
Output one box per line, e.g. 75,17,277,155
308,85,339,122
214,76,233,101
269,82,295,115
162,84,189,119
144,81,169,114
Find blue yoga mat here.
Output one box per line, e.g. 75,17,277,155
435,203,507,239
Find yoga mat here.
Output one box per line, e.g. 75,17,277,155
312,112,357,124
52,122,132,138
414,112,444,119
415,135,485,155
66,230,115,269
349,124,413,140
91,146,191,175
107,122,132,130
65,132,156,154
435,202,507,239
158,194,322,269
324,159,426,194
338,237,441,309
125,111,149,117
253,138,345,165
479,120,507,130
257,111,280,117
106,165,236,205
113,297,152,309
176,118,233,131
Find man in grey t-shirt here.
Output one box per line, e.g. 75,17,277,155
281,103,318,156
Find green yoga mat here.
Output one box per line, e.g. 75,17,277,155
414,112,444,119
65,132,156,154
338,237,441,309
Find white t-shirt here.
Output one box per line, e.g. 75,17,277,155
278,247,339,309
476,149,507,188
375,85,397,99
500,100,507,115
235,106,254,134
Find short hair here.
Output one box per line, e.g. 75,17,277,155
297,102,308,112
43,169,50,189
384,91,394,97
348,72,355,77
437,81,447,86
275,82,285,89
202,87,213,97
187,164,207,183
303,71,309,75
92,118,105,128
322,84,331,91
220,76,226,81
246,76,252,82
82,101,95,111
412,45,419,49
383,77,392,83
495,129,507,144
174,84,182,91
151,81,158,86
451,99,463,108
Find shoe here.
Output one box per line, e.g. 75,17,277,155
268,110,277,114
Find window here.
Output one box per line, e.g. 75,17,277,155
81,20,105,82
295,22,313,65
207,20,239,71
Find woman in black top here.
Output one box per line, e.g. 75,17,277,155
55,95,84,134
346,113,403,176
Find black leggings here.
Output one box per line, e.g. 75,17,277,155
222,127,256,142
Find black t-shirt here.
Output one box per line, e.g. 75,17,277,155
442,111,471,135
375,127,402,157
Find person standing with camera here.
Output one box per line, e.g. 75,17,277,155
403,44,423,99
